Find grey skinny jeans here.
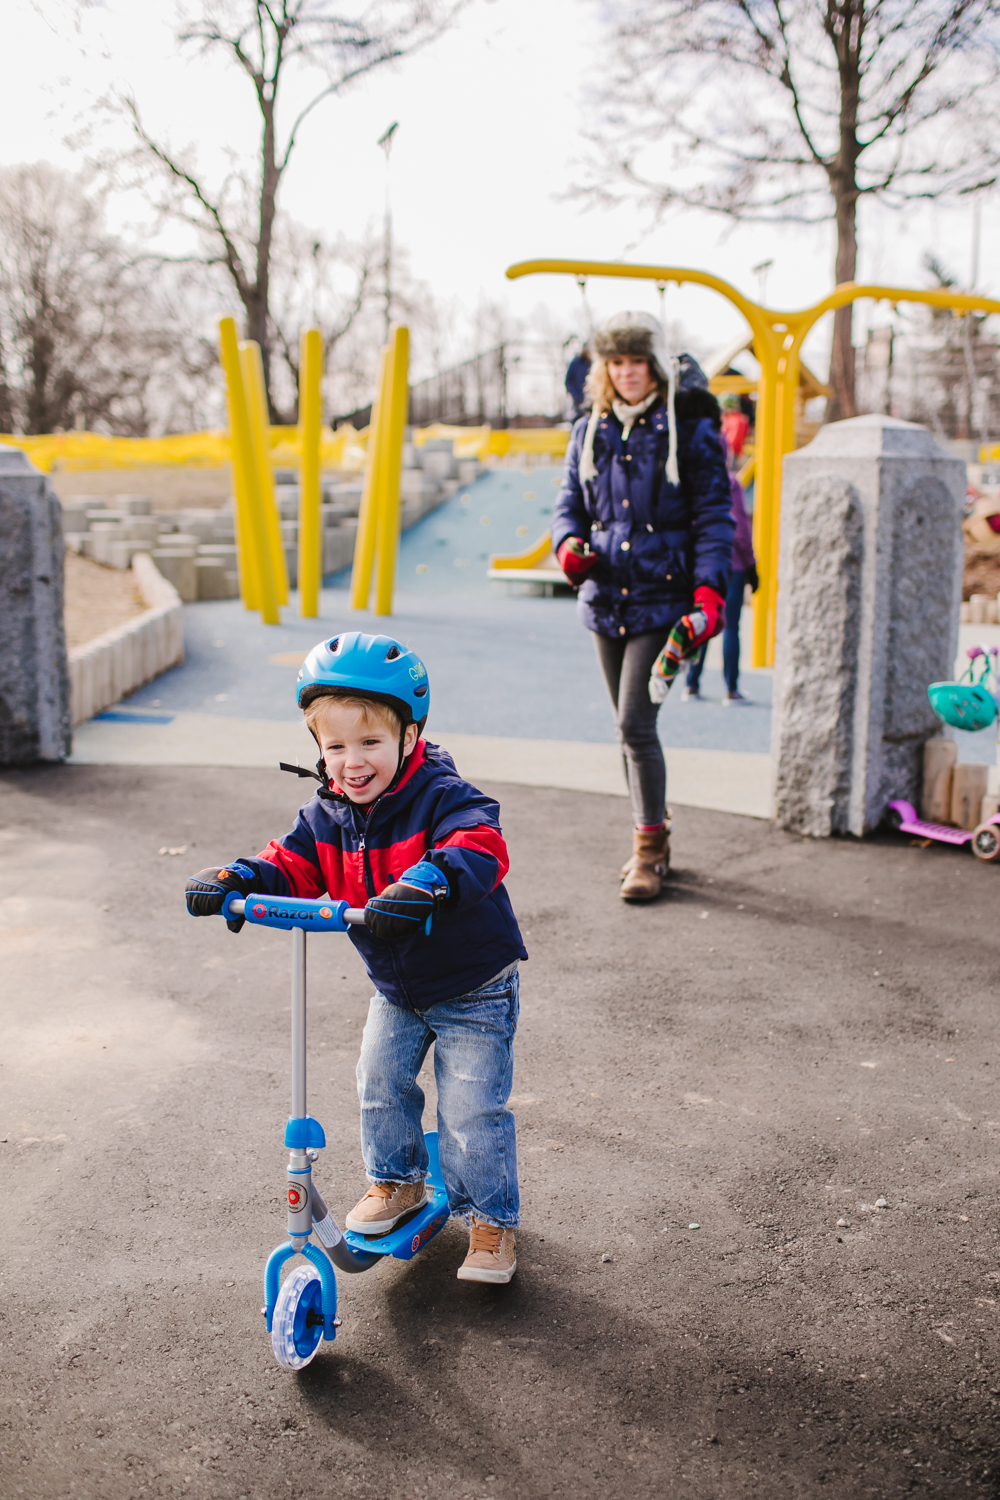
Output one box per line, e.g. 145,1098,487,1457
593,628,671,827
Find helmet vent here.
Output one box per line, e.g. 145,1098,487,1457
413,684,428,697
385,644,401,660
327,637,341,653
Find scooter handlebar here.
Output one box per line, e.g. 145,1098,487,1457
222,893,368,931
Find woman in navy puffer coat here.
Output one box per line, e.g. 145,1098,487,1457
552,310,734,900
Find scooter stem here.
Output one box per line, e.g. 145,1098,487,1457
291,927,307,1120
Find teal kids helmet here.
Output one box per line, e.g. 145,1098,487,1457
927,644,999,732
296,631,430,732
927,680,998,732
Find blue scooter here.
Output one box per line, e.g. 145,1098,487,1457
221,891,450,1370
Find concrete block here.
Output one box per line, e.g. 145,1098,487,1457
457,459,481,485
921,738,958,822
0,448,71,763
197,544,238,563
421,448,456,481
68,554,184,725
106,540,136,570
951,763,990,830
151,549,197,603
981,793,1000,823
970,593,988,623
195,558,239,600
323,525,357,577
118,495,152,516
773,416,965,837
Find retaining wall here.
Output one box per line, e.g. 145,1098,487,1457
69,554,183,726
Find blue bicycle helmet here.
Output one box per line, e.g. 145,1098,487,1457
296,631,430,731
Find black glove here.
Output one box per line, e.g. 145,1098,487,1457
364,882,435,942
185,861,257,933
746,563,759,593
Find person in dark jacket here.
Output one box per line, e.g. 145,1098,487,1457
552,310,734,900
184,632,525,1285
565,342,592,421
683,447,759,703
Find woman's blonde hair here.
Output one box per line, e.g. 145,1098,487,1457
584,356,670,414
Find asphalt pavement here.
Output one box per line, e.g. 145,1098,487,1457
3,763,1000,1498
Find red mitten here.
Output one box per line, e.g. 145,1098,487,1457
682,585,726,650
557,537,596,586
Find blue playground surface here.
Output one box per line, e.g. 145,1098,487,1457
118,464,997,763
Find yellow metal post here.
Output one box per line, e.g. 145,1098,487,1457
219,324,259,609
374,326,410,616
298,328,323,617
240,341,289,606
218,318,279,624
350,346,392,611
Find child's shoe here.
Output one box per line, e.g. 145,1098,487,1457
457,1219,517,1283
345,1180,428,1236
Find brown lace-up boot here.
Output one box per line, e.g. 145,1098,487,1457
620,824,669,901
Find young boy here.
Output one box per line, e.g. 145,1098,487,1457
185,631,526,1283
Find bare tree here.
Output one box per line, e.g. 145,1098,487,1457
267,222,375,421
582,0,1000,419
0,161,206,435
122,0,462,415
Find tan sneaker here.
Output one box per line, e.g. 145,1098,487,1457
456,1219,517,1283
345,1180,428,1236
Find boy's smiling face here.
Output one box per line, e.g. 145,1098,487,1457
312,699,417,805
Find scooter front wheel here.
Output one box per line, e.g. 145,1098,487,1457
271,1264,325,1370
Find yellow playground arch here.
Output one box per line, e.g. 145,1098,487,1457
506,258,1000,668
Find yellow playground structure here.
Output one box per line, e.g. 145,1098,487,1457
503,259,1000,668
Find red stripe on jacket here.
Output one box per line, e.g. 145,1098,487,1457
437,825,509,888
258,821,508,900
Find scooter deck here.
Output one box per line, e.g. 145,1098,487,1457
343,1130,451,1262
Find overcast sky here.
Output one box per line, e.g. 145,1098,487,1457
3,0,994,376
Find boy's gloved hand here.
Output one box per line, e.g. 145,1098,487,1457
364,860,450,942
556,537,596,586
185,861,257,932
745,563,759,593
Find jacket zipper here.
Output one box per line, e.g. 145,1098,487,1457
354,803,378,898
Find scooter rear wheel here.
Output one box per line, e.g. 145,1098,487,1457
271,1264,324,1370
972,823,1000,862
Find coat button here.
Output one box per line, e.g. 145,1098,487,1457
666,574,672,581
621,587,629,596
618,625,626,635
621,541,630,551
622,499,629,507
624,454,632,462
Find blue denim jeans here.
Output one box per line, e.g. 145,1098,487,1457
356,962,520,1227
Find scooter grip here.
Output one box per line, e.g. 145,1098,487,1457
224,892,353,932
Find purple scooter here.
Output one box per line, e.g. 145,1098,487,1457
885,799,1000,861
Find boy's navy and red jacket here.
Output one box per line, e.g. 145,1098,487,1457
239,740,526,1012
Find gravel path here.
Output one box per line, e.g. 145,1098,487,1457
2,765,999,1498
63,553,146,650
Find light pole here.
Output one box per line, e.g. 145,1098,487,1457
377,122,399,344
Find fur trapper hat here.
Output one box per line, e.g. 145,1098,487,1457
592,311,708,393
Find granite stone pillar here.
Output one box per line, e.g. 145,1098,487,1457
772,415,965,837
0,448,71,764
